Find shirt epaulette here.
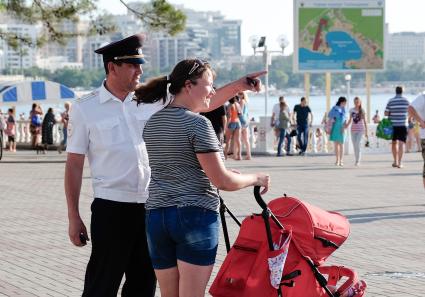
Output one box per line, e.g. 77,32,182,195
77,90,99,103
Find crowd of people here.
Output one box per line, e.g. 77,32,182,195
0,102,71,154
2,33,423,297
268,88,423,173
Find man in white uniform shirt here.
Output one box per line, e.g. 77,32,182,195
408,93,425,188
65,34,265,296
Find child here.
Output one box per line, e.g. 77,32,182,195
315,127,323,152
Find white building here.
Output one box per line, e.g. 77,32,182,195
142,6,241,72
0,23,39,71
387,32,425,63
82,13,146,70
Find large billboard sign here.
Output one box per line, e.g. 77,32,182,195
294,0,385,72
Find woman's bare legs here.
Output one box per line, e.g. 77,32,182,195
233,128,242,160
178,261,213,297
241,127,251,160
224,128,233,160
154,267,179,297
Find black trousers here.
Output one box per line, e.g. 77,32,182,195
82,198,156,297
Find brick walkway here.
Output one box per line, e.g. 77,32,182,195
0,150,424,296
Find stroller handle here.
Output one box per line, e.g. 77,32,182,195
254,186,268,210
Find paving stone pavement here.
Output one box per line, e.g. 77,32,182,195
0,150,424,296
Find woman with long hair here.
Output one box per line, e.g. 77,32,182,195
238,91,252,160
134,59,270,297
346,97,368,166
29,103,43,149
224,96,242,160
276,99,291,156
328,96,348,166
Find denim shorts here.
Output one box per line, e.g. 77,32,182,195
228,122,241,131
146,206,220,269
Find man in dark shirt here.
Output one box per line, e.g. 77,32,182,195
292,97,313,155
201,105,227,145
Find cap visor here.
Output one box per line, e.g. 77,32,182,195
120,57,146,64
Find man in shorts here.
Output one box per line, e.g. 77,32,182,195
385,86,410,168
409,93,425,188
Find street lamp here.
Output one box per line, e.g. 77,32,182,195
249,35,289,117
344,74,352,155
344,74,352,104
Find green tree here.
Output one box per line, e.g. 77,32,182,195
0,0,186,49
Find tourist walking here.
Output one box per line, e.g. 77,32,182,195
347,97,368,166
64,33,265,297
224,96,242,160
293,97,313,155
134,58,270,297
29,103,43,150
41,108,56,153
0,110,5,157
328,97,348,166
408,93,425,188
276,100,291,156
385,86,410,168
58,101,71,154
238,91,251,160
271,96,286,143
406,117,421,153
5,108,16,153
372,110,381,124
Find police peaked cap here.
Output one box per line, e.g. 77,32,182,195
94,34,146,64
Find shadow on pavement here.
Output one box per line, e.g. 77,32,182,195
347,211,425,224
333,204,425,212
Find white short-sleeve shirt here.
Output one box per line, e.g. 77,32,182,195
410,94,425,139
66,83,167,203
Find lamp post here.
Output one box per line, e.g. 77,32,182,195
344,74,352,155
344,74,352,106
249,35,289,117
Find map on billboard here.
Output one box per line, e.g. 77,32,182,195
295,0,385,72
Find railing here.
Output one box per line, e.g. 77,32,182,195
249,116,392,155
1,120,64,148
4,118,392,155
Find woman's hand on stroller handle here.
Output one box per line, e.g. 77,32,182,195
254,173,270,195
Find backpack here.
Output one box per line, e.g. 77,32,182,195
376,118,393,140
31,114,42,126
278,109,290,129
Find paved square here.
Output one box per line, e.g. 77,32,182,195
0,150,424,296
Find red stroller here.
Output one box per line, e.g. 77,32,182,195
210,187,366,297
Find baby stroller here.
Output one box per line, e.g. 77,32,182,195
210,187,366,297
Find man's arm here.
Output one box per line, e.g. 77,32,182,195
271,111,276,127
409,105,425,128
65,153,89,247
384,102,390,116
208,71,266,111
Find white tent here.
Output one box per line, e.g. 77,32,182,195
0,80,76,105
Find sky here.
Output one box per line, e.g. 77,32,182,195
97,0,425,55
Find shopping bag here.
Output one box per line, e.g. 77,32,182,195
376,118,393,140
